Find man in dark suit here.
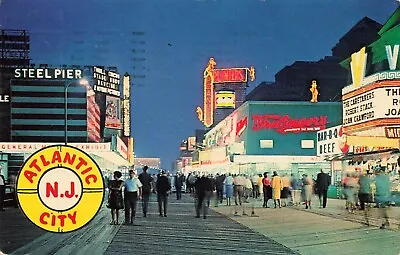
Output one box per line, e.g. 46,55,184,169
156,170,171,217
195,175,213,219
316,169,331,208
138,165,153,217
174,172,184,200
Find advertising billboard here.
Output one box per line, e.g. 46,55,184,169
93,66,121,97
87,86,101,142
122,74,131,137
200,57,255,128
215,91,235,109
316,125,349,157
105,96,121,129
187,136,196,151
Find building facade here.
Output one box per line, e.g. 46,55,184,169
193,101,342,177
0,29,30,141
10,67,100,142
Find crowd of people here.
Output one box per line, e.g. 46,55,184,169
106,167,397,229
107,166,171,225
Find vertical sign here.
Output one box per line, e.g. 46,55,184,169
122,74,131,137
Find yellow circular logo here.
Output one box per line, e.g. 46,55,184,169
16,145,104,233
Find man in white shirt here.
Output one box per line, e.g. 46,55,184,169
0,171,6,211
124,170,143,224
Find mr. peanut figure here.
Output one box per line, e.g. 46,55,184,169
310,80,319,103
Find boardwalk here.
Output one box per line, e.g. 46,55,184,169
3,194,400,254
213,198,400,255
105,195,298,255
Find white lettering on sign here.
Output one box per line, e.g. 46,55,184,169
386,45,399,71
14,68,82,79
343,86,400,128
93,66,120,97
316,126,345,157
0,95,9,103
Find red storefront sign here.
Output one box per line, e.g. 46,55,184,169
252,114,327,134
236,116,248,137
213,68,247,83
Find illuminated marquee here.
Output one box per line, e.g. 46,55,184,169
215,91,235,108
199,58,255,128
343,82,400,132
93,66,120,97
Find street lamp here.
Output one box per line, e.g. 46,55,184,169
65,79,89,145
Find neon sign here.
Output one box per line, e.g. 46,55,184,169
198,58,255,128
252,114,327,134
203,58,216,128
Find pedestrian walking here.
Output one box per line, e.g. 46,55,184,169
138,165,153,217
280,173,290,207
302,174,314,209
0,171,5,212
346,173,359,213
290,174,301,206
156,170,171,217
258,174,264,200
195,174,212,219
271,171,283,208
358,171,372,225
251,174,259,198
262,172,272,208
124,170,143,225
374,169,391,229
107,171,124,225
214,173,225,206
224,173,234,206
174,172,185,200
316,169,330,208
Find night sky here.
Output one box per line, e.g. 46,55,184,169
0,0,397,169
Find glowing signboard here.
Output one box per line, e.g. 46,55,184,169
343,85,400,131
199,58,255,128
105,96,121,129
122,74,131,137
215,91,235,108
213,69,246,83
14,68,83,79
203,58,216,128
93,66,120,97
252,114,327,134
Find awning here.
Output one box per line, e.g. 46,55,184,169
91,151,131,167
342,148,399,161
346,136,399,148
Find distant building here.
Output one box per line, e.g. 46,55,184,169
331,17,382,61
0,29,30,141
246,17,383,103
134,157,161,173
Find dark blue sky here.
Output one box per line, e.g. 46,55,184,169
0,0,398,168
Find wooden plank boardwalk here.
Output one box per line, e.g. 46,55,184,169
105,195,299,255
213,199,400,255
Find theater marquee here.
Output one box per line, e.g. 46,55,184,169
343,82,400,132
